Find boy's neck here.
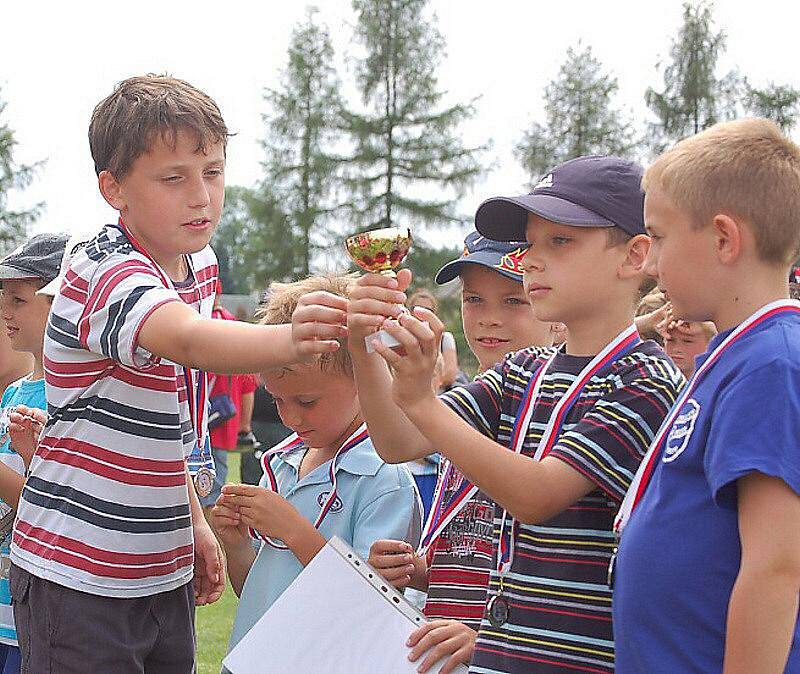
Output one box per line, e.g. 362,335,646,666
123,221,186,281
0,358,33,392
712,273,791,333
29,353,45,381
563,311,636,357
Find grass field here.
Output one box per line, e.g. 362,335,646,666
196,452,241,674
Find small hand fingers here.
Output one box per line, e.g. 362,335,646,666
297,291,349,312
355,273,400,290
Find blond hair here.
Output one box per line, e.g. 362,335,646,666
643,118,800,266
258,274,356,376
89,75,230,178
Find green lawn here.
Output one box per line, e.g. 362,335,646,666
196,452,241,674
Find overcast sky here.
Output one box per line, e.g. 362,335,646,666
2,0,798,252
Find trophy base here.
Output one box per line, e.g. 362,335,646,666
365,329,402,353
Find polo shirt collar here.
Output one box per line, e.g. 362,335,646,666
276,426,383,479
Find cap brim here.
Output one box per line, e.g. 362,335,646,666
0,265,40,284
435,254,523,285
475,194,613,241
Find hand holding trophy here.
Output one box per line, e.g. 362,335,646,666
345,227,413,352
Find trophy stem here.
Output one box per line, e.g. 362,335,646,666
379,270,397,278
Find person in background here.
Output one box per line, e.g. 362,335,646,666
240,383,291,486
201,283,259,513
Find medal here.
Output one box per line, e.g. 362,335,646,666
487,593,510,628
194,467,215,498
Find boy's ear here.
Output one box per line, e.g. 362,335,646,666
618,234,651,280
97,170,126,211
712,213,743,265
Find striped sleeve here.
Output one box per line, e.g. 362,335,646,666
548,357,683,501
77,259,181,369
439,363,504,438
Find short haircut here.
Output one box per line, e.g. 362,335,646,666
790,282,800,301
258,274,355,376
89,74,230,179
643,118,800,266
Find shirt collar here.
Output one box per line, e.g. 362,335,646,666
275,427,383,478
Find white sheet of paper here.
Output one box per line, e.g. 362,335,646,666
224,537,468,674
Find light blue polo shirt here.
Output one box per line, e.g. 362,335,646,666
228,430,422,652
0,376,44,646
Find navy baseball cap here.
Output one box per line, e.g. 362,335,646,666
435,231,528,284
0,233,70,286
475,155,646,241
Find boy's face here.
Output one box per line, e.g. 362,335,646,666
663,324,713,378
460,265,551,370
262,365,361,452
643,188,718,322
0,280,51,355
521,214,628,325
102,128,225,267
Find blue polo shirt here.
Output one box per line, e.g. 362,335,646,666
228,430,422,652
613,310,800,673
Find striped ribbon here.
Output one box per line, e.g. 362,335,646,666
614,300,800,535
249,424,370,549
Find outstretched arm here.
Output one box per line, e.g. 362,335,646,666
348,271,436,463
138,291,349,374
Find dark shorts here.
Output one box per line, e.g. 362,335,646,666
10,564,195,674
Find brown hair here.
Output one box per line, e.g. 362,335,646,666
258,274,356,376
643,118,800,267
89,74,230,178
408,289,438,314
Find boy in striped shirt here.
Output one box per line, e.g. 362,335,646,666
346,156,683,673
7,75,347,674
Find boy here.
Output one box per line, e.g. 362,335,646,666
368,230,556,673
346,156,683,673
661,320,716,378
8,76,347,674
210,275,420,656
0,234,68,674
612,119,800,673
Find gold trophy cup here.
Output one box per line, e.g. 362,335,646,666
345,227,413,352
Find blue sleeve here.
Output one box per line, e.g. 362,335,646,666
705,360,800,508
351,468,422,560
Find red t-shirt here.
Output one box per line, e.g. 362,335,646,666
209,307,258,450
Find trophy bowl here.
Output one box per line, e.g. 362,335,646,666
345,227,412,276
345,227,413,352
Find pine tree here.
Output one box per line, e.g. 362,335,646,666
342,0,486,232
213,185,301,294
514,43,638,182
645,1,740,151
0,90,41,252
745,83,800,133
261,8,344,276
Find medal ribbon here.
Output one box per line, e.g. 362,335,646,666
497,324,641,576
116,220,211,472
417,459,478,555
249,424,370,549
614,300,800,535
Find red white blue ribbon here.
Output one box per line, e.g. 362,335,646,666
250,424,370,548
497,324,641,576
117,220,212,473
614,300,800,535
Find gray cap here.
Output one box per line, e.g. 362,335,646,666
0,234,70,286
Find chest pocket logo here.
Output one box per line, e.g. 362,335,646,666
663,398,700,464
317,491,343,513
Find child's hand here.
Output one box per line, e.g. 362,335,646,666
193,518,226,605
368,539,417,589
8,406,47,468
372,308,443,411
290,291,349,363
348,271,410,347
406,619,477,674
209,500,251,551
219,484,300,543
